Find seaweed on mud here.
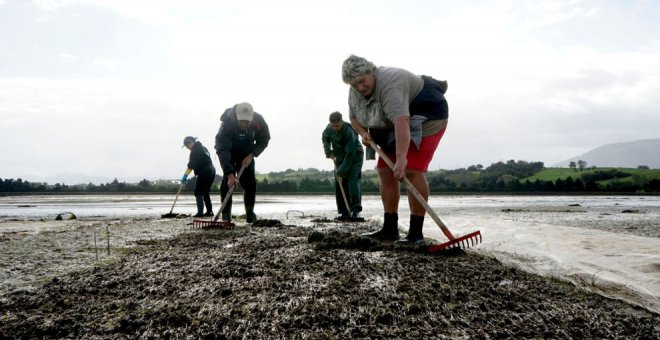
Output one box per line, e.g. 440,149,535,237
308,229,468,256
0,220,658,339
310,217,334,223
251,219,283,227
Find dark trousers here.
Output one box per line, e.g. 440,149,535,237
194,166,216,212
194,166,215,212
220,161,256,215
335,160,363,215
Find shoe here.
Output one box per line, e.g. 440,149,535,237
246,212,257,223
397,220,424,244
396,236,426,245
221,212,231,222
193,212,204,218
350,211,361,219
362,212,399,240
204,211,214,217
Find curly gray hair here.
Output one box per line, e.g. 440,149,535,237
341,54,376,84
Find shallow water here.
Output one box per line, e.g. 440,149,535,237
1,194,659,313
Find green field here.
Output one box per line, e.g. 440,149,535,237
522,167,660,185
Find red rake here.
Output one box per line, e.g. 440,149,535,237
192,164,245,229
428,230,483,253
368,141,482,253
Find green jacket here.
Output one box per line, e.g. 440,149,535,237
322,121,364,177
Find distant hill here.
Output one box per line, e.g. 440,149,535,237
553,138,660,169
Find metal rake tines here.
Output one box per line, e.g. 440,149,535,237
428,230,482,253
191,220,235,229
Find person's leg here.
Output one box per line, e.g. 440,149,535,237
399,127,446,243
240,161,257,222
406,170,428,216
219,175,232,221
362,164,400,240
335,178,348,217
193,176,206,217
202,171,215,216
193,196,204,217
347,161,363,217
379,167,400,213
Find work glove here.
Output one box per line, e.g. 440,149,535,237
181,174,188,183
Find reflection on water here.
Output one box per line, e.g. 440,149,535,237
3,194,659,218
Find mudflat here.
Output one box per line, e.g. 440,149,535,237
0,218,658,338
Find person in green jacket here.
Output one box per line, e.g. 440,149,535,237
322,111,364,218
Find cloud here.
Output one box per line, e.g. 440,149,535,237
92,58,121,69
59,52,79,62
2,0,660,182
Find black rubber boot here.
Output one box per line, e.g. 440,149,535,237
397,215,425,244
221,203,232,222
362,212,399,241
246,211,257,223
203,195,213,216
193,196,204,218
245,203,257,223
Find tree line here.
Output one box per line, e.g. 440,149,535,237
2,160,659,194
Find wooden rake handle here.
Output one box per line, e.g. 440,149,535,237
212,163,247,223
332,159,351,214
368,140,455,241
169,183,184,214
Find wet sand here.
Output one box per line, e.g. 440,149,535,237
1,217,658,338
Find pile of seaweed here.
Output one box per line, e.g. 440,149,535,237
1,221,658,338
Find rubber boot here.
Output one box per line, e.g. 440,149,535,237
397,215,425,244
203,194,213,216
245,204,257,223
361,212,399,241
246,211,257,223
193,195,204,218
221,202,232,222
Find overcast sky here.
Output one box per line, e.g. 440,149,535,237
1,0,659,184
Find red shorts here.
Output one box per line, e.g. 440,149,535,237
376,127,446,172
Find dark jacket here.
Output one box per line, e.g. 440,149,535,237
187,141,215,175
322,122,363,177
215,105,271,175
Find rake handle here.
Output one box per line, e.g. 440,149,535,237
332,160,352,214
212,163,246,223
368,140,455,241
169,183,184,214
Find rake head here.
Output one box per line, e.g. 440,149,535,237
428,230,482,253
192,219,235,229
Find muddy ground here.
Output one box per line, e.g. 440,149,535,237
1,219,658,338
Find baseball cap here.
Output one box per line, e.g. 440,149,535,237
235,102,254,122
182,136,197,147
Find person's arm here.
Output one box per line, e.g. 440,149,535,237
215,123,235,175
392,115,410,179
337,128,359,177
181,168,192,183
251,115,271,157
349,116,371,145
321,127,333,158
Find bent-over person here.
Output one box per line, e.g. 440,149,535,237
322,111,364,219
